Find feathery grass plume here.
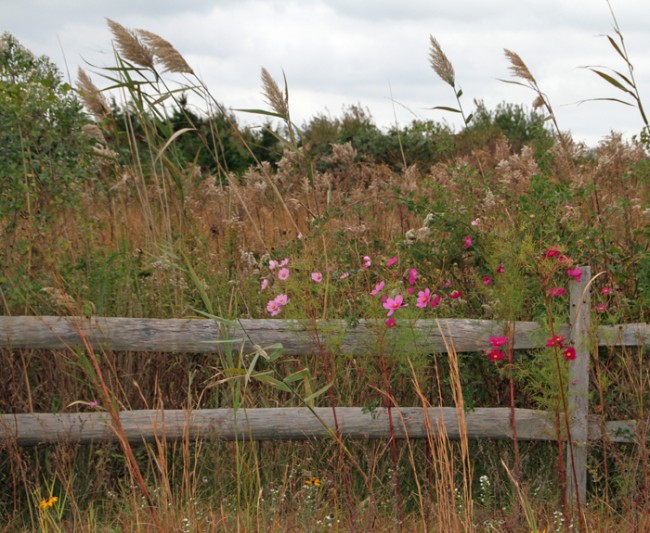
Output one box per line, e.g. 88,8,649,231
504,49,536,85
106,18,154,69
428,36,455,87
76,68,111,120
137,29,194,75
261,67,288,117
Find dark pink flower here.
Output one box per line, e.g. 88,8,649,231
486,349,505,362
371,280,385,295
429,294,441,308
543,248,560,258
563,346,577,361
408,268,418,285
449,290,463,299
595,303,607,312
545,335,566,349
386,257,398,267
463,236,473,249
600,287,612,294
406,287,415,294
496,264,505,274
489,336,509,347
386,317,397,328
567,268,582,282
482,277,493,286
547,287,567,297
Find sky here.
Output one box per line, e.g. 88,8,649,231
3,0,650,146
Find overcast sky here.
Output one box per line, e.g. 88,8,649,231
4,0,650,145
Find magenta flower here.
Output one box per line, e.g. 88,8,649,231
482,277,493,286
416,288,431,308
545,335,566,349
408,268,418,285
261,278,269,291
311,272,323,283
547,287,567,297
600,287,612,294
406,287,415,294
371,281,385,295
489,336,509,347
386,317,397,328
383,294,407,316
543,247,560,258
88,400,98,407
496,264,505,274
429,294,441,308
449,290,463,299
463,236,472,249
563,346,577,361
567,268,582,282
595,303,607,312
362,256,372,268
277,267,290,281
386,257,398,267
486,349,505,362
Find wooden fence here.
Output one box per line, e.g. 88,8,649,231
1,266,649,504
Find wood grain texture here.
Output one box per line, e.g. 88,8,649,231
0,407,637,446
1,316,647,355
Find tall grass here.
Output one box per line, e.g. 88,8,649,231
1,11,649,532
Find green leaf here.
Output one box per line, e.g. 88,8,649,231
589,68,635,96
235,108,288,120
456,89,463,98
303,382,334,404
429,106,462,113
253,373,292,393
283,368,310,383
606,35,629,63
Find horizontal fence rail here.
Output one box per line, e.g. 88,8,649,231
0,407,637,446
0,316,648,355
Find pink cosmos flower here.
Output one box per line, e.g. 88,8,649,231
543,248,560,258
567,268,582,283
463,236,472,249
408,268,418,285
563,346,577,361
496,264,505,274
489,336,509,347
279,258,289,267
429,294,441,308
386,257,398,267
266,299,282,316
88,400,98,407
483,277,493,286
268,260,279,271
601,287,612,294
383,294,408,316
311,272,323,283
274,294,289,306
449,290,463,299
371,281,385,295
339,272,350,280
277,268,290,281
261,279,269,291
386,317,397,328
486,349,505,362
547,287,567,297
416,288,431,308
595,303,607,312
362,256,371,268
545,335,566,349
406,287,415,294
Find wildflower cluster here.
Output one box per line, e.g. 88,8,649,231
262,258,291,316
484,336,509,362
545,334,576,361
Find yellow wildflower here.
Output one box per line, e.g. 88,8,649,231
40,496,58,510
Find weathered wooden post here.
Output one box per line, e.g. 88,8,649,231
566,265,591,506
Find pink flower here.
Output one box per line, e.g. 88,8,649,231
266,299,282,316
371,281,385,295
443,279,452,288
408,268,418,285
268,260,279,271
471,218,480,226
563,346,577,361
311,272,323,283
543,247,560,258
545,335,566,349
595,303,607,312
600,287,612,294
489,336,509,347
449,290,463,299
261,278,269,291
386,257,398,267
567,268,582,283
429,294,441,308
463,236,472,249
362,256,371,268
383,294,408,316
486,349,505,362
496,264,505,274
88,400,98,407
386,317,397,328
297,232,303,240
277,268,290,281
274,294,289,306
406,287,415,294
547,287,567,297
339,272,350,280
279,258,289,267
482,277,493,286
416,288,431,308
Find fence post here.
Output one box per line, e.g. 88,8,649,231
566,265,591,507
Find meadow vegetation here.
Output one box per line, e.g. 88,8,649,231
0,12,649,531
